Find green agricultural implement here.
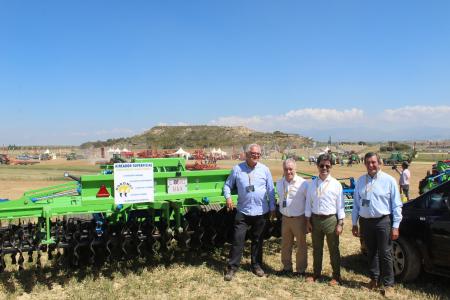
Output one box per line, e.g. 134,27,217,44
0,158,283,272
419,160,450,194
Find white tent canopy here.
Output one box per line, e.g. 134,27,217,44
210,147,227,157
317,146,330,155
171,148,191,160
216,148,227,156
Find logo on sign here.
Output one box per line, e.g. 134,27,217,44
168,177,188,194
116,182,133,197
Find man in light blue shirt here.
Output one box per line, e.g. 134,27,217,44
223,144,276,281
352,152,402,296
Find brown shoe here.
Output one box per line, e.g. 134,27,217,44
365,279,378,290
329,278,340,286
305,276,317,283
252,266,265,277
224,268,236,281
382,286,395,298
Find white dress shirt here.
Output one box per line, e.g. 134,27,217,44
276,174,308,217
305,175,345,220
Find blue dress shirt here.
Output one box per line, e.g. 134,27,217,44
223,161,276,216
352,170,403,228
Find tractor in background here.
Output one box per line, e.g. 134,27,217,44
66,153,77,160
383,152,413,166
0,154,10,165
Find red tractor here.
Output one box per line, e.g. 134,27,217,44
0,154,11,165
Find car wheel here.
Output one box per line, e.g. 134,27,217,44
392,236,421,282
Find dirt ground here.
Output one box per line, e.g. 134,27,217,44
0,158,433,200
0,159,99,199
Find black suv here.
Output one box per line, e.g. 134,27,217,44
393,180,450,282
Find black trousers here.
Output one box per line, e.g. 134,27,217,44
360,215,395,287
401,184,409,200
228,211,267,270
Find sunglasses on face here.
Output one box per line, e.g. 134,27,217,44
249,152,261,158
318,164,331,169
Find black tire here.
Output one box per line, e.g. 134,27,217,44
392,236,421,282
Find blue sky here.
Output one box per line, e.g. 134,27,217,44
1,0,450,145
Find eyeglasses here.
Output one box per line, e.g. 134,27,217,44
249,152,261,157
318,164,331,169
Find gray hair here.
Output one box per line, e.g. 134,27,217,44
283,158,297,169
246,143,261,153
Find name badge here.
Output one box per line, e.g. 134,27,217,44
246,185,255,193
361,198,370,207
282,200,287,208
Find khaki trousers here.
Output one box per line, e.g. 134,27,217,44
281,215,307,272
311,214,341,279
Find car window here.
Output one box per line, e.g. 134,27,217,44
407,181,449,209
426,184,449,210
427,193,445,209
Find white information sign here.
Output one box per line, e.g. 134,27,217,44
114,162,154,205
167,177,188,194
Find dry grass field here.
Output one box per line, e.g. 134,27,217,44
0,158,449,300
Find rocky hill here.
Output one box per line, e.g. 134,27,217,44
80,125,313,150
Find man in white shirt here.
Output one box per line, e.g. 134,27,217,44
305,154,345,286
276,158,308,276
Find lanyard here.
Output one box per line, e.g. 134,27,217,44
247,170,253,185
283,178,295,200
316,177,330,198
365,174,377,199
310,177,330,208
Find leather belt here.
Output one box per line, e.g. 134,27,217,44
312,213,335,219
282,215,303,218
360,214,389,221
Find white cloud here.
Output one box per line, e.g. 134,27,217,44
381,106,450,126
209,105,450,140
210,108,365,131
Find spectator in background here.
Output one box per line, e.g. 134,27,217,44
394,161,411,201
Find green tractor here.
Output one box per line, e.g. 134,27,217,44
66,153,77,160
383,152,413,166
110,153,127,163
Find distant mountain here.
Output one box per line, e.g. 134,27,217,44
80,125,313,149
302,126,450,142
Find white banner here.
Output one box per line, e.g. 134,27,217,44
113,162,154,205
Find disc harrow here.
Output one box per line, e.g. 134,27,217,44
0,158,281,272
